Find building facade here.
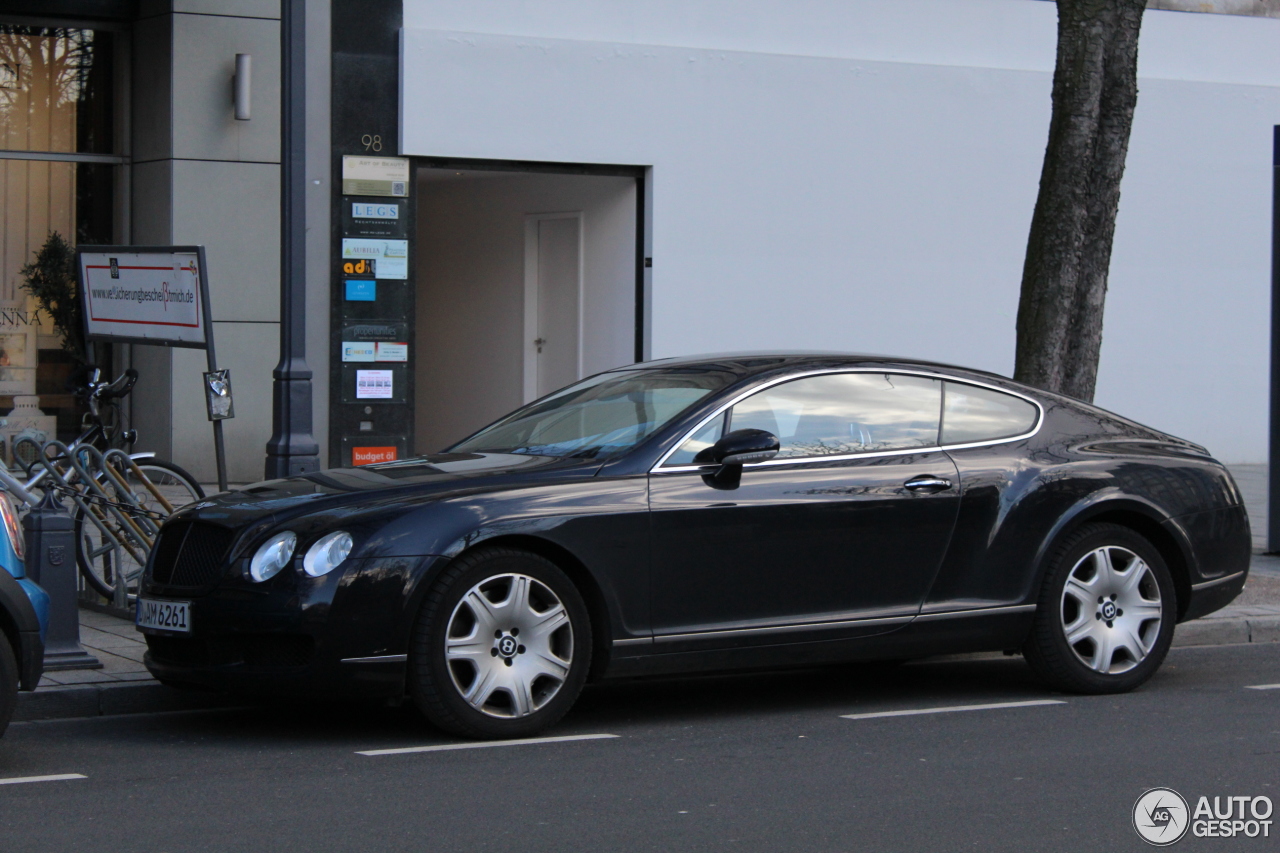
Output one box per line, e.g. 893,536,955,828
0,0,1276,483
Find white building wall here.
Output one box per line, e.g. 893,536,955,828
401,0,1280,462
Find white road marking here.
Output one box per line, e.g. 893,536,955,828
1245,683,1280,691
841,699,1066,720
0,774,87,786
357,733,619,756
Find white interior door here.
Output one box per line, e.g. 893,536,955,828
524,213,583,401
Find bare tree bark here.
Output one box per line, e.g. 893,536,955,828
1014,0,1145,402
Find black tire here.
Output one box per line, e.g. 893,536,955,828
0,631,18,738
74,459,205,599
408,546,592,739
1024,522,1176,694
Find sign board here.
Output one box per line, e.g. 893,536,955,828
351,446,397,466
355,369,393,399
76,245,230,492
77,246,211,348
341,156,409,197
343,199,406,238
341,239,408,280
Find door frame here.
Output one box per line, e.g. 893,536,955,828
523,211,585,403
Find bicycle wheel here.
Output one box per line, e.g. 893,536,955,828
74,459,205,600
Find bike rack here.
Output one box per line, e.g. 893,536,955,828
29,441,170,610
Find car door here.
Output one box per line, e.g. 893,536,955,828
648,370,961,648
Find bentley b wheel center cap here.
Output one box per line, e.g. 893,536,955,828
1101,601,1117,620
497,635,519,657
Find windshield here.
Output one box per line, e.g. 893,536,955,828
449,369,735,460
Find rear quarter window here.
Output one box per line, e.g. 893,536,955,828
941,382,1038,446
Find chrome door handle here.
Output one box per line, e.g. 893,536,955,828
904,475,952,492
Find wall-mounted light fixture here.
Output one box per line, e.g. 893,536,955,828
234,53,252,120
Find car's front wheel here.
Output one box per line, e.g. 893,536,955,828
408,547,592,739
1024,523,1176,694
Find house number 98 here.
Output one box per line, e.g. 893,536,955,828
361,134,383,152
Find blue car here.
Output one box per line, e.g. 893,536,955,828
0,493,48,737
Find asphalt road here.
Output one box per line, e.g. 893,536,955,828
2,644,1278,852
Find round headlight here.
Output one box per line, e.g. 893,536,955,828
249,531,296,582
302,531,353,577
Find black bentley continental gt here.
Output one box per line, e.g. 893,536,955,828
137,353,1250,738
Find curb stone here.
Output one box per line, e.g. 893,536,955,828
15,680,240,722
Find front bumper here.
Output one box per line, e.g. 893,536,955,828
139,556,432,699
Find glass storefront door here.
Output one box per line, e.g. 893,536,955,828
0,24,117,461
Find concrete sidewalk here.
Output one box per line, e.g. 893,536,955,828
13,466,1280,722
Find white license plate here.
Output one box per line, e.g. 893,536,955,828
136,598,192,634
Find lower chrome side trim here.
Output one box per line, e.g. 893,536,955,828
913,604,1037,623
1191,571,1245,592
340,654,408,664
653,614,914,644
611,637,652,648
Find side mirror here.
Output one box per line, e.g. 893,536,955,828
696,429,779,489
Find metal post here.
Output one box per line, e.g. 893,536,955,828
264,0,320,479
23,491,100,671
1270,126,1280,554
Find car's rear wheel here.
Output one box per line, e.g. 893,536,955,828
408,546,592,739
0,631,18,738
1024,523,1175,694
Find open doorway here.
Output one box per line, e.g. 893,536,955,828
414,165,644,453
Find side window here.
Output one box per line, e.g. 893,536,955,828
941,382,1038,445
666,373,942,463
663,412,727,466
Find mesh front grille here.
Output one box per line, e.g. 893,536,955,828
170,523,236,587
147,520,236,592
149,522,190,585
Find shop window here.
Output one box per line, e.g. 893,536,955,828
0,25,116,458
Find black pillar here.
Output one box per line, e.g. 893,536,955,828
1270,126,1280,553
265,0,320,478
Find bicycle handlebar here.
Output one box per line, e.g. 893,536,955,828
96,368,138,401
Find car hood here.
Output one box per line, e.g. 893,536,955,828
173,452,601,529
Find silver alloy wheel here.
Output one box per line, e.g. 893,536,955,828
1060,545,1163,675
443,573,574,718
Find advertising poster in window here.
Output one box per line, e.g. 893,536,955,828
0,326,36,396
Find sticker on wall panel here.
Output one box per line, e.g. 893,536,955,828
342,341,376,362
355,369,393,399
344,199,406,238
340,363,407,403
345,280,376,301
340,434,408,468
342,258,375,276
340,322,407,342
351,445,397,466
341,156,409,197
375,342,408,361
341,239,407,280
339,284,410,322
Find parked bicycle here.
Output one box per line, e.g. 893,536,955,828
2,367,204,601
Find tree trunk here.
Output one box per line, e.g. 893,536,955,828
1014,0,1145,402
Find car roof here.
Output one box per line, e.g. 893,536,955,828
616,351,1011,382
